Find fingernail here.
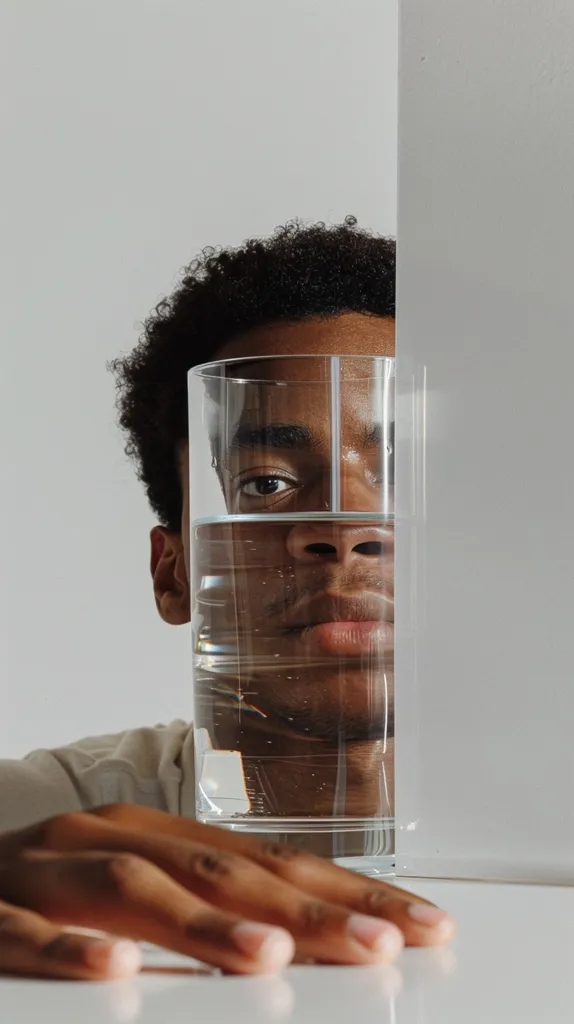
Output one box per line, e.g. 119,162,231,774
232,923,295,971
85,939,142,978
408,904,455,936
347,915,404,959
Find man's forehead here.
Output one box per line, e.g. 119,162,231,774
214,312,395,363
213,377,381,439
201,314,395,458
204,358,384,434
208,357,382,385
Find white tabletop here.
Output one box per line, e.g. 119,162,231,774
3,877,574,1023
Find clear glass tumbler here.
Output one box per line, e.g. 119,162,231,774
188,355,395,875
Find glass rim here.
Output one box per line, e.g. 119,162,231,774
189,353,395,385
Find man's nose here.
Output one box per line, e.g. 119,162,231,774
286,524,391,564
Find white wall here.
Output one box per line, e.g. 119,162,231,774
0,0,397,757
395,0,574,881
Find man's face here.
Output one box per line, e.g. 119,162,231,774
158,313,395,742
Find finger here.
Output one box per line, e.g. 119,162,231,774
237,843,456,947
124,833,406,966
1,853,293,975
87,808,453,948
22,825,405,966
25,807,451,952
0,900,141,980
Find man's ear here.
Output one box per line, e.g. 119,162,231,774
150,527,190,625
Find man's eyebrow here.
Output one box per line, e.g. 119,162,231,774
230,423,316,450
362,421,395,448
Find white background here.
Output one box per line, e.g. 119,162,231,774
395,0,574,882
0,0,398,757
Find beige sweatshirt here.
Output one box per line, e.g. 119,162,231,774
0,721,196,835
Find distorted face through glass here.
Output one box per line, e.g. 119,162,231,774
196,355,394,737
183,315,395,818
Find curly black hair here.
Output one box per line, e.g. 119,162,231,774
110,217,395,531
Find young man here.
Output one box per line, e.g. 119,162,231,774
0,219,454,980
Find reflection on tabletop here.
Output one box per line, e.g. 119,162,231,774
0,939,456,1024
6,881,574,1022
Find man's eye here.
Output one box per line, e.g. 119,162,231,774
240,476,291,497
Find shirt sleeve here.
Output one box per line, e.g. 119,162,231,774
0,720,194,835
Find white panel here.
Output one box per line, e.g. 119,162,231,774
395,0,574,880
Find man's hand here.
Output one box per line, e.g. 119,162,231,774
0,805,455,980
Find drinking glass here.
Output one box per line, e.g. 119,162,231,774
188,355,395,875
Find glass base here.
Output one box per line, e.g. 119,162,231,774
202,815,395,877
334,854,395,879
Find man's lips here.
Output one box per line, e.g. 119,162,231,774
299,620,394,657
281,593,393,631
281,593,394,658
